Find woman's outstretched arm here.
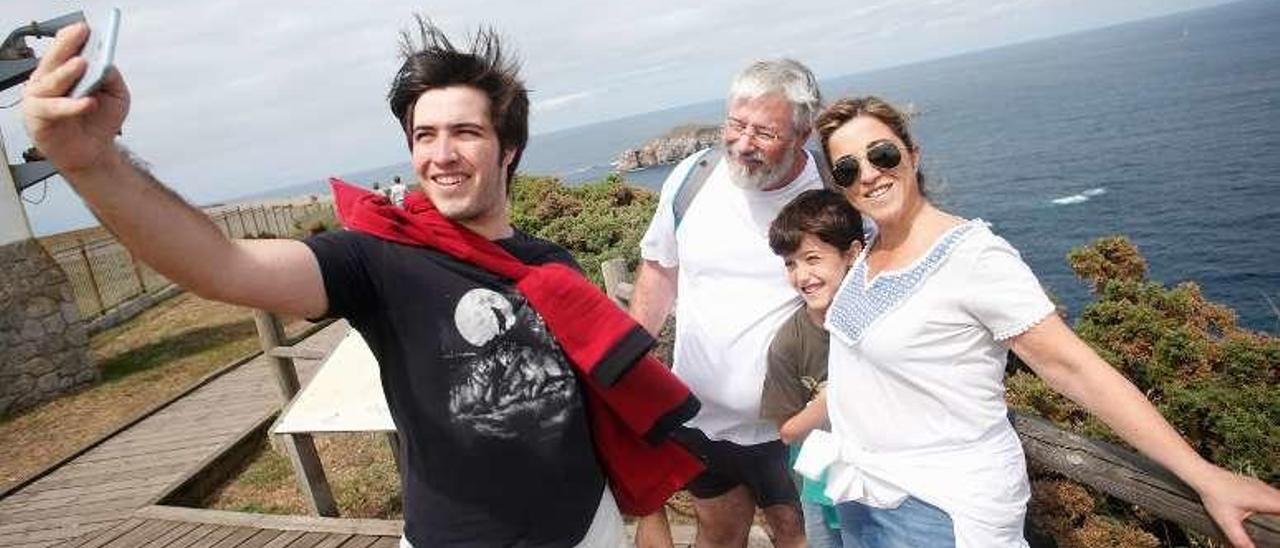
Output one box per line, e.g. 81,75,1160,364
1010,314,1280,548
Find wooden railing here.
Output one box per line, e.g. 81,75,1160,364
250,311,403,519
599,258,1280,547
39,200,336,324
251,310,338,517
42,235,171,320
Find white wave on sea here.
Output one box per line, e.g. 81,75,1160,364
1051,187,1107,205
565,164,602,176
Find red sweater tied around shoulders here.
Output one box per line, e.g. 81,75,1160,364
330,178,702,515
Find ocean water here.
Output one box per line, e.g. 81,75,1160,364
263,0,1280,332
530,0,1280,333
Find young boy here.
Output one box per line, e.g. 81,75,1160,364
760,189,865,548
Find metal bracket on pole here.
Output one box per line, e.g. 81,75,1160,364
3,11,86,193
1,12,84,90
10,160,57,192
0,58,37,90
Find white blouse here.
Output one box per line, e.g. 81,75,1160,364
799,219,1055,548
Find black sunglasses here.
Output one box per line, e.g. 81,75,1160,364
830,140,903,188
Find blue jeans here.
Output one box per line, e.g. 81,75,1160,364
803,499,843,548
837,496,955,548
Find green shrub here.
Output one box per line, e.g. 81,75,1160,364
291,208,338,238
1008,236,1279,545
510,173,657,287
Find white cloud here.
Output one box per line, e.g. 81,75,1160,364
0,0,1233,234
534,90,598,113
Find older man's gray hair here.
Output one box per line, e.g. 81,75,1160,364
728,58,822,136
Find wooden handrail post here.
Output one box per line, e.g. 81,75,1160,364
253,310,300,402
129,247,148,293
601,258,634,308
79,240,106,316
385,432,404,478
252,309,338,517
236,206,248,237
280,432,338,517
1013,412,1280,546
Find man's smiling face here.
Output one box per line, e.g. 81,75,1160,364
410,85,515,233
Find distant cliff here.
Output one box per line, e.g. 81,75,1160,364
614,124,721,171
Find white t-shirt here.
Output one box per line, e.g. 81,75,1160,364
639,149,824,445
814,219,1055,547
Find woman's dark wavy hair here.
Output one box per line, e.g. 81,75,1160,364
768,189,865,257
388,16,529,185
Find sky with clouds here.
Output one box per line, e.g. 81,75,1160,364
1,0,1231,234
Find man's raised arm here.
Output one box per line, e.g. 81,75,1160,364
22,24,327,319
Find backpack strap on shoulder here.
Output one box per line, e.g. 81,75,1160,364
801,132,837,190
670,144,833,230
808,144,836,190
672,147,723,230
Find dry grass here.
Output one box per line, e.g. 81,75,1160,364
0,292,307,492
206,433,402,518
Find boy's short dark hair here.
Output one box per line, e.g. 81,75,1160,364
388,16,529,186
768,189,864,257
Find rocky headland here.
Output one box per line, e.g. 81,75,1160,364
614,124,721,171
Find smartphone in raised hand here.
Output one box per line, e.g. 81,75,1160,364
68,8,121,99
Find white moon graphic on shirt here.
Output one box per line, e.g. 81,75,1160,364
454,288,517,347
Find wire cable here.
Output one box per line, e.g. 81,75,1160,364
21,181,50,204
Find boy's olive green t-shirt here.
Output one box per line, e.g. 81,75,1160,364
760,307,830,423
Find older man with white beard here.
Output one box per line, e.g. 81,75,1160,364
629,59,826,548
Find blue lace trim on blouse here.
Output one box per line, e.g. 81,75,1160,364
827,222,980,346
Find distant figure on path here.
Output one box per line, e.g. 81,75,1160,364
22,16,703,548
390,175,408,206
628,59,827,548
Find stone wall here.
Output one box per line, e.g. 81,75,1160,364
1,238,96,416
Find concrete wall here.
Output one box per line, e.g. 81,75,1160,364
1,134,97,416
0,238,97,415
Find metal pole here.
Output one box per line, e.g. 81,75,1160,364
237,206,248,237
79,240,106,316
252,310,300,400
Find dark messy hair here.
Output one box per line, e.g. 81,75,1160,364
769,189,865,257
387,16,529,185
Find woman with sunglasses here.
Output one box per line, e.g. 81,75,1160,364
796,96,1280,548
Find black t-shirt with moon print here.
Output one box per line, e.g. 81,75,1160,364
305,230,604,547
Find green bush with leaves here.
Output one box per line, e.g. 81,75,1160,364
291,207,338,238
510,173,657,287
1007,236,1278,545
1008,236,1279,483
